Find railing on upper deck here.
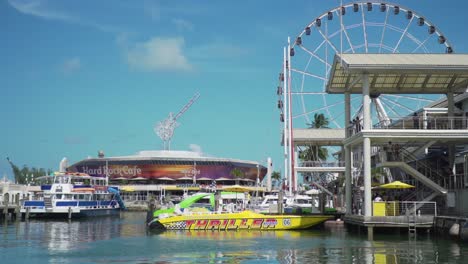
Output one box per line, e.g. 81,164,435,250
299,161,346,167
347,116,468,136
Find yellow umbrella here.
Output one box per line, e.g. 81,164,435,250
120,186,135,192
222,185,251,192
378,181,415,189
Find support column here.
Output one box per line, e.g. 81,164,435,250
447,92,456,185
282,47,289,192
364,137,372,216
294,146,299,192
362,74,371,131
368,226,374,241
345,146,352,215
345,92,351,135
345,92,352,215
286,38,294,195
362,74,372,216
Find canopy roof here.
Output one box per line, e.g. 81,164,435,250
283,128,345,146
326,54,468,94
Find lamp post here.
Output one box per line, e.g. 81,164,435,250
256,164,260,197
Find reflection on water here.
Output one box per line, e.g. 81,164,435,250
1,212,468,263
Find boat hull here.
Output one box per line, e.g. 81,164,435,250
149,210,333,230
21,207,121,218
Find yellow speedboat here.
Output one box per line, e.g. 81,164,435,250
147,193,333,230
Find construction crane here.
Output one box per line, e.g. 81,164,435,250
154,92,200,150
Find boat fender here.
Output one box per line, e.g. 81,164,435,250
449,223,460,237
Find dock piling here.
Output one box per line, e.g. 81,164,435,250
2,193,9,219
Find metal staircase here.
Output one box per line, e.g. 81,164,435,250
44,197,52,209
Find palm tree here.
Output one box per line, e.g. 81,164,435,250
271,171,281,189
230,168,244,185
307,113,329,129
299,113,330,162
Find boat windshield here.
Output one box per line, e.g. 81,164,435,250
295,199,311,204
54,176,70,184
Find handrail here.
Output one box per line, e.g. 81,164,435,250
299,161,345,167
348,116,468,136
374,116,468,130
398,148,446,186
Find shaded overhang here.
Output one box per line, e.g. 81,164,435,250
282,128,345,146
326,54,468,94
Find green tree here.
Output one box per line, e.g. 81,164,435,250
6,157,52,184
307,113,329,129
271,171,281,189
230,168,244,185
299,113,330,162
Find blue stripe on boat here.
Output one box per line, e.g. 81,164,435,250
41,185,51,190
56,201,79,206
24,201,45,206
78,201,98,207
73,185,92,188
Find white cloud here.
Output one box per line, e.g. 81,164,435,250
8,0,119,33
8,0,75,21
188,41,248,60
189,144,203,154
60,57,81,74
126,37,192,72
172,18,194,32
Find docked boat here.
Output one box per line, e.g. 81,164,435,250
147,193,333,230
21,172,125,218
253,194,319,214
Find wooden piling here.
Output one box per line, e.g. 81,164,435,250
2,193,9,219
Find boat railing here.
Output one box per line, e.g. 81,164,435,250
372,201,437,217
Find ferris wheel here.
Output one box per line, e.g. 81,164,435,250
280,1,454,129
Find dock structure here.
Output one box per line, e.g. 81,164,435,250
334,54,468,238
283,53,468,239
1,179,29,220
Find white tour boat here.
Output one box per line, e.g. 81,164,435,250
21,172,125,218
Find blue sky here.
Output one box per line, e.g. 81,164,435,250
2,0,468,180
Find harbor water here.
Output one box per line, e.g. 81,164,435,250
1,212,467,264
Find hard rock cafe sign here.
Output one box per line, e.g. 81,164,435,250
181,164,200,181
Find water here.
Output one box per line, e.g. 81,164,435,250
1,212,467,264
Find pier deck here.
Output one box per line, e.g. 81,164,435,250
344,214,434,228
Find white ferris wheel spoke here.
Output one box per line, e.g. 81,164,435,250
379,7,391,54
380,96,415,114
293,99,345,119
360,3,369,53
341,24,356,53
393,16,415,53
291,68,327,81
316,28,341,56
385,94,436,103
379,97,404,118
298,46,332,68
412,35,433,53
